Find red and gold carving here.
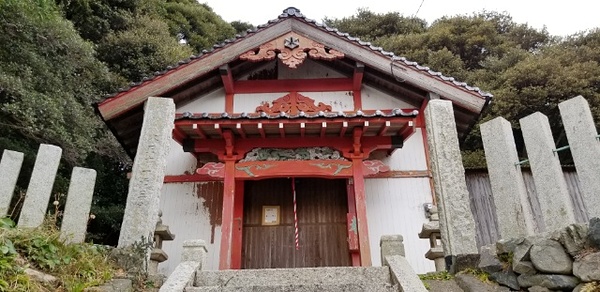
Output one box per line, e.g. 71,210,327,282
362,160,390,175
256,92,332,115
239,33,344,69
196,162,225,178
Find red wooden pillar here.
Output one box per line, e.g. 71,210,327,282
351,128,371,266
346,180,361,266
230,181,244,269
218,158,236,270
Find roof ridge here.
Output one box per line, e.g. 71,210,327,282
103,7,492,99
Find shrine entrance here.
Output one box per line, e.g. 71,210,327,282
241,178,350,269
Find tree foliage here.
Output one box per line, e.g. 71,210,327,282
0,0,239,245
328,10,600,166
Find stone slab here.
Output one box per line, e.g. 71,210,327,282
18,144,62,228
481,117,536,237
385,255,428,292
159,261,200,292
559,96,600,219
60,167,97,244
517,274,580,290
195,266,391,287
118,97,175,248
0,150,24,217
425,100,478,259
520,112,576,230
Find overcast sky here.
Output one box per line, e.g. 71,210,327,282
202,0,598,37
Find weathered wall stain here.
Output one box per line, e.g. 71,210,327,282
195,181,223,243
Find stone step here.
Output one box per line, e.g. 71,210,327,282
185,282,398,292
194,266,392,288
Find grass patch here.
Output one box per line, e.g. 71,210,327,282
419,271,454,281
0,217,116,291
458,268,491,283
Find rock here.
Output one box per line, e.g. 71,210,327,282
449,254,480,274
573,251,600,281
84,278,133,292
589,217,600,249
478,244,503,274
489,270,520,290
455,274,510,292
496,237,524,255
512,236,544,273
513,260,536,275
551,223,589,257
527,286,551,292
24,268,58,286
573,283,585,292
530,239,572,274
517,274,580,290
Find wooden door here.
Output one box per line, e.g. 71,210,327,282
242,178,350,269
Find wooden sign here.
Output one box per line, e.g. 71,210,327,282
262,206,280,226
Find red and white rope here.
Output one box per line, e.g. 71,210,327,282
292,178,299,250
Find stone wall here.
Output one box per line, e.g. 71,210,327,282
478,217,600,291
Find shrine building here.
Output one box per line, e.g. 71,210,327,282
95,7,491,275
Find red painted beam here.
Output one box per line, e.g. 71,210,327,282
220,65,234,94
192,124,207,139
163,170,431,184
352,156,371,266
353,62,364,91
233,78,353,93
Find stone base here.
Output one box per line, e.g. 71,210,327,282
446,254,480,274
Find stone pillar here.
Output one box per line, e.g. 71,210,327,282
18,144,62,228
0,150,24,217
182,239,208,264
380,235,405,265
559,96,600,220
60,167,97,244
118,97,175,248
520,112,576,230
480,117,536,237
424,100,478,272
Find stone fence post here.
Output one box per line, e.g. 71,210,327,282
425,99,478,272
18,144,62,228
559,96,600,220
118,97,175,248
60,167,97,244
0,150,24,217
481,117,536,238
520,112,576,230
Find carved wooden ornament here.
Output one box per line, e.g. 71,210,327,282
240,33,344,68
256,92,332,116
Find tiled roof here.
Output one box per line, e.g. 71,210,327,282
105,7,492,99
176,109,419,121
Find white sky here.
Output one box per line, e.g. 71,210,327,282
202,0,599,37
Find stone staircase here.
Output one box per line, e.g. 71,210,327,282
184,266,399,292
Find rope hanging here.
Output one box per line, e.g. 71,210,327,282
292,177,299,250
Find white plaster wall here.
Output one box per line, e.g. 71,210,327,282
158,182,222,275
278,59,346,79
234,92,287,113
361,85,414,110
158,139,222,275
382,128,428,171
176,88,226,113
365,177,436,274
235,91,354,113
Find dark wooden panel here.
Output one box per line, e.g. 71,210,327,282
466,168,587,248
242,178,350,269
